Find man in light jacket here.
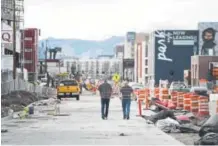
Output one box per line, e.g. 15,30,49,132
120,81,133,120
98,79,112,120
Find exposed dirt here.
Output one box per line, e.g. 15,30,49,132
1,91,49,118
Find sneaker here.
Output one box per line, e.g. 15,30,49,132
127,116,130,120
102,116,105,120
105,117,108,120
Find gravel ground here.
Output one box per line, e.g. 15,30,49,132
169,133,200,145
1,91,49,118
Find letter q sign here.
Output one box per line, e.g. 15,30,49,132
2,32,12,43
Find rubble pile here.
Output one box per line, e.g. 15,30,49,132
1,91,49,118
143,105,218,145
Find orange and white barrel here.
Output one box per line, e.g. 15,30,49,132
160,88,169,101
137,89,146,101
144,88,150,109
171,91,178,107
177,92,184,109
183,93,191,111
190,94,199,113
216,100,218,113
198,96,209,116
154,88,159,98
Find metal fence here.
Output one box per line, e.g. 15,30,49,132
1,77,56,97
1,70,57,97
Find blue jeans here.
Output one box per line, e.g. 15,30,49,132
101,98,110,118
122,98,131,117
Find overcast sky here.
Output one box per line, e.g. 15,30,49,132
24,0,218,40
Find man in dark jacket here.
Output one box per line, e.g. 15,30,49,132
120,81,133,120
98,80,112,120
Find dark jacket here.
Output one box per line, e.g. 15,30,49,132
98,82,112,99
120,85,133,99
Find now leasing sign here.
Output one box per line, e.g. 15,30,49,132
155,30,198,62
154,30,199,84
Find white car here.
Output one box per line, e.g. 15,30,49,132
169,81,187,94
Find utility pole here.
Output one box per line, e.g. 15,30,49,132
13,0,17,90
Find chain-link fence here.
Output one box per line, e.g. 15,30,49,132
1,70,56,97
1,78,56,96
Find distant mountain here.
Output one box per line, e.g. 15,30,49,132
38,36,124,59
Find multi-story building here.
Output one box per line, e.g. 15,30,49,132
1,0,24,81
114,44,124,59
78,57,123,79
134,33,149,84
123,32,136,81
22,28,40,81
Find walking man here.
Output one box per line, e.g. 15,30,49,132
120,81,133,120
98,79,112,120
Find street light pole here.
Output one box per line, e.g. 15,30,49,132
12,0,17,90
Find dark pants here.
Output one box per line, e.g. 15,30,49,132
101,98,110,118
122,98,131,117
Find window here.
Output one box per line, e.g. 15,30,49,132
145,45,148,57
24,37,32,41
24,60,32,64
145,60,148,66
145,77,149,83
25,48,32,52
60,80,78,86
145,68,148,74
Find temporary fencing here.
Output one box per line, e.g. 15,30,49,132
1,78,56,97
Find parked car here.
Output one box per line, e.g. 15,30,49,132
169,81,189,94
57,79,80,100
190,86,209,97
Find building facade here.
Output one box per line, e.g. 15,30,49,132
123,32,136,81
149,30,199,85
114,44,124,59
22,28,40,81
134,33,150,84
78,57,123,79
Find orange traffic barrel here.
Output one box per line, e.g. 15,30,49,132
216,100,218,113
177,92,184,109
190,94,199,113
183,93,191,111
154,88,159,98
198,96,209,116
171,91,178,107
160,88,169,101
138,94,145,101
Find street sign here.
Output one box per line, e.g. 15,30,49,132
112,73,120,82
1,30,13,44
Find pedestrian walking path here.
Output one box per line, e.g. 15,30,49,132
1,94,184,145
